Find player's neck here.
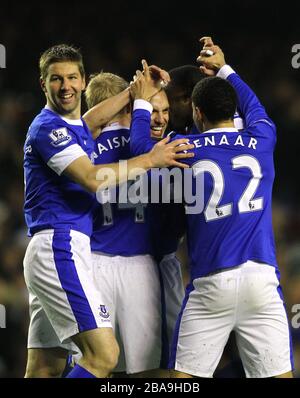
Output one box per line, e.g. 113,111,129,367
202,119,234,132
105,113,131,129
46,102,81,120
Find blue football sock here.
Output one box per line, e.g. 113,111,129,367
61,354,74,377
65,364,96,378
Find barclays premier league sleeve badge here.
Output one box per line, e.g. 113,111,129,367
49,127,72,147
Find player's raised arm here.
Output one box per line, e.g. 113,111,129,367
197,36,274,131
83,87,131,136
130,97,155,155
129,60,162,155
83,63,169,137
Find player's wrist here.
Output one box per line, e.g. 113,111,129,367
142,152,155,169
217,64,235,79
133,99,153,113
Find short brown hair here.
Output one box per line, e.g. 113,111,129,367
39,44,85,80
85,72,129,109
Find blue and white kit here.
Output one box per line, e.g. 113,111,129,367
130,66,294,378
91,102,184,373
23,107,111,352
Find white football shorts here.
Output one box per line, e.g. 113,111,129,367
23,229,112,353
158,253,185,356
170,260,293,378
92,252,166,374
92,252,162,373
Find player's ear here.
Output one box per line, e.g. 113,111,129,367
40,77,47,93
195,106,202,121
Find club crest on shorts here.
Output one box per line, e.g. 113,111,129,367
99,305,110,319
49,127,71,147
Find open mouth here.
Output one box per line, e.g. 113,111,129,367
59,93,74,104
151,126,164,138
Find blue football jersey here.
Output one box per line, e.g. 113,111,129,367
23,107,95,237
130,67,278,279
91,122,153,256
168,114,243,137
177,68,278,279
130,102,187,259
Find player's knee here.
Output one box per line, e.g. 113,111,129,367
100,340,119,372
25,364,64,378
82,340,119,376
274,371,294,378
97,346,119,374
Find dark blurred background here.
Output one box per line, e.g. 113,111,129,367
0,0,300,377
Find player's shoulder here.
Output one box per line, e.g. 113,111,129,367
248,117,276,131
168,131,186,141
247,117,277,144
28,108,75,152
30,108,65,138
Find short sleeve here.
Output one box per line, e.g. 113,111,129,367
33,124,88,175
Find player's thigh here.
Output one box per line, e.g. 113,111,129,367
27,287,78,346
71,327,119,367
25,347,68,378
92,253,127,373
130,369,172,378
91,252,116,327
116,255,163,374
170,274,236,378
235,262,293,378
274,371,294,378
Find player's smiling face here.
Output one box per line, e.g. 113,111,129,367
41,62,85,119
150,91,169,140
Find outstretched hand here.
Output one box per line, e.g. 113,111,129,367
196,36,226,75
130,59,163,101
149,136,195,169
148,64,170,87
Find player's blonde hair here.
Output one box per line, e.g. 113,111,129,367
85,72,129,109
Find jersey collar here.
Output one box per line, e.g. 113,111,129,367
44,106,83,126
204,127,239,134
102,122,130,133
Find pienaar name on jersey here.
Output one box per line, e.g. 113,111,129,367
190,134,258,150
95,135,130,156
49,127,71,147
0,44,6,69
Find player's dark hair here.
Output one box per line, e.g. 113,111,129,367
192,77,237,123
39,44,85,80
166,65,204,97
